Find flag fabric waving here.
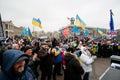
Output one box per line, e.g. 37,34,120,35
62,28,69,37
27,27,32,40
109,9,114,31
0,14,4,37
21,27,27,36
75,14,86,31
37,18,42,28
84,28,89,37
32,18,42,28
72,25,79,34
97,27,106,36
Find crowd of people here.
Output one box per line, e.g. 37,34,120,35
0,37,120,80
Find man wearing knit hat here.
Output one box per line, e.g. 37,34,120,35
24,45,39,79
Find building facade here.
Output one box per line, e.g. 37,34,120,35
14,26,24,37
2,21,14,38
1,21,24,38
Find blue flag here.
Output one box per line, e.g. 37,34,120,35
84,28,89,37
110,9,114,31
72,25,79,34
21,27,27,36
0,14,4,37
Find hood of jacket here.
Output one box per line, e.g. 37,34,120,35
1,49,29,79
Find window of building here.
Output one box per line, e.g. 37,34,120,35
5,24,8,29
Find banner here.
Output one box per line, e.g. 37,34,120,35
106,31,117,36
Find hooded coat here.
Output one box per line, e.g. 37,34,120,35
0,50,36,80
64,53,84,80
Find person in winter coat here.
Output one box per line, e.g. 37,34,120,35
24,45,39,79
0,50,36,80
64,52,84,80
80,47,94,80
52,43,63,80
38,42,53,80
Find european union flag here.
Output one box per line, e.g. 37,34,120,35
110,9,114,31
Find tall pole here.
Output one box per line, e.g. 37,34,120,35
0,13,4,37
33,26,35,37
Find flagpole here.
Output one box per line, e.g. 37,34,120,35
33,26,34,36
33,26,34,32
0,13,4,37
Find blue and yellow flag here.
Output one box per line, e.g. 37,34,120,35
97,27,106,36
32,18,38,26
32,18,42,28
75,14,86,31
38,18,43,28
27,27,33,40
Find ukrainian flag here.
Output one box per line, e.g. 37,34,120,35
97,27,106,36
27,27,33,40
32,18,42,28
75,14,86,31
37,18,42,28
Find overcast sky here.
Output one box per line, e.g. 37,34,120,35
0,0,120,32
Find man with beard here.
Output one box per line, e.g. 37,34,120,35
0,50,36,80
